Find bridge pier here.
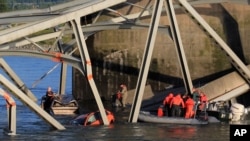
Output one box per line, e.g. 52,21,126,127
129,0,164,123
71,18,109,125
0,88,16,135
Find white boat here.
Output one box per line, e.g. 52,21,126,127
51,98,79,115
138,111,210,125
41,94,79,115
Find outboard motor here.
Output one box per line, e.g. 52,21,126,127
230,103,248,122
207,101,231,121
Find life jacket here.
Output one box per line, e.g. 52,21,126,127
185,97,195,118
163,93,174,105
200,94,208,103
157,106,164,117
185,98,195,108
170,94,185,108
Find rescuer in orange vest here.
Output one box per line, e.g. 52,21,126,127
170,94,185,117
199,92,208,111
163,93,174,116
184,95,195,118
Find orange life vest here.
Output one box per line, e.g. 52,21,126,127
157,106,164,117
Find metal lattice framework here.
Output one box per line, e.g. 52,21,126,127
0,0,250,133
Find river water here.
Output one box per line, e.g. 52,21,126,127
0,57,233,140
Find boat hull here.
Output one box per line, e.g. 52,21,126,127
41,95,79,115
138,111,208,125
51,99,79,115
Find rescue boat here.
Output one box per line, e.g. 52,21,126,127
41,94,79,115
138,111,220,125
138,111,219,125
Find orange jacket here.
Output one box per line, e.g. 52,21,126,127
185,97,195,118
163,93,174,105
200,93,208,103
185,97,195,108
170,94,185,108
157,106,164,117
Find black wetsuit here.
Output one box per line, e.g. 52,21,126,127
44,91,54,114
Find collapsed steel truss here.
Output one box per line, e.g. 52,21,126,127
0,0,249,134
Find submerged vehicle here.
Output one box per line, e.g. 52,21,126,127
41,94,79,115
70,110,115,126
138,111,210,125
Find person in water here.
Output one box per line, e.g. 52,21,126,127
43,86,56,114
119,84,128,108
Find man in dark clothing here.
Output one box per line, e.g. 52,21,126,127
43,87,55,114
163,93,174,116
192,87,200,103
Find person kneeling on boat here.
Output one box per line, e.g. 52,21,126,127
43,86,56,114
170,94,185,117
184,95,195,118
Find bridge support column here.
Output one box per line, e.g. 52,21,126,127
164,0,193,94
70,18,109,125
128,0,163,123
177,0,250,85
54,26,67,95
0,58,37,101
0,88,16,135
6,105,16,135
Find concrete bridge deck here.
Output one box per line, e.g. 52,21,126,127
138,66,250,111
200,66,250,102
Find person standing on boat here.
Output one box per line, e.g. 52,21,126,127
192,87,200,103
191,87,201,111
119,84,128,108
163,93,174,116
43,86,56,114
199,92,208,111
184,95,195,118
170,94,185,117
